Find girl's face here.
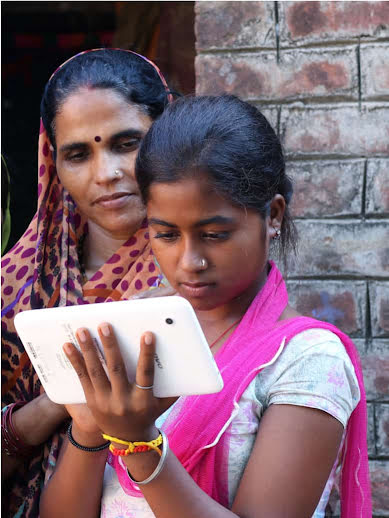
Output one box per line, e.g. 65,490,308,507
147,174,272,312
54,87,152,240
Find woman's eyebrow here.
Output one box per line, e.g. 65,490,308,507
59,129,146,153
111,128,146,140
59,142,87,153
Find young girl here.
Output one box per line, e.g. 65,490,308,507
40,95,371,517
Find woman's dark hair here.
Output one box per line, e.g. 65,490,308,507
40,49,171,149
136,95,297,261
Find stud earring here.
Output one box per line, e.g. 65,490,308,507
273,229,281,239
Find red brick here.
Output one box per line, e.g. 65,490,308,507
196,47,358,100
280,2,389,45
290,221,389,277
369,460,389,515
281,105,389,156
366,159,389,215
376,403,389,456
370,282,389,337
363,340,389,401
288,160,364,218
195,1,275,51
368,403,377,456
286,280,366,336
361,44,389,99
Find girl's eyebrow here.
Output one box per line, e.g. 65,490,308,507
148,216,236,228
148,218,177,228
194,216,235,227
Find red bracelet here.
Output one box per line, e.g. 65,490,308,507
110,444,154,456
1,401,38,457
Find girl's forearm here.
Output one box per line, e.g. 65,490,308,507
40,425,107,518
124,448,239,518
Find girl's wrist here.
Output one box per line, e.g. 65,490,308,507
70,422,105,448
108,425,159,447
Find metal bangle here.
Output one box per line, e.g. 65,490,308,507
67,423,110,453
126,429,169,485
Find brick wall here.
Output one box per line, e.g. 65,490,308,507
195,2,389,515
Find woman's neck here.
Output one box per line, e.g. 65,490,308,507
82,221,132,278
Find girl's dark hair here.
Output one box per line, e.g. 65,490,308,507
40,49,171,149
136,95,297,261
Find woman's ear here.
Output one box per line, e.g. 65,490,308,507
268,194,286,239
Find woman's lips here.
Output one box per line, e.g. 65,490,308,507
93,193,134,209
179,282,214,298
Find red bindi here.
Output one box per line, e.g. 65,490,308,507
94,136,101,142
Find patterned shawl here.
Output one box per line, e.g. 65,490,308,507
1,49,168,518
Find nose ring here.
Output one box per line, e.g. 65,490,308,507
200,258,207,268
114,169,123,178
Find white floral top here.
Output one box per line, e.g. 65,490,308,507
101,328,360,518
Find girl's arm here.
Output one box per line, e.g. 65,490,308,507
55,324,344,518
39,420,107,518
2,393,69,479
121,403,343,518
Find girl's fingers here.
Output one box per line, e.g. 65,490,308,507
75,327,110,393
97,323,130,395
135,332,156,393
63,342,94,399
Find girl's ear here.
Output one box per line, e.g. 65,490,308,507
268,194,286,239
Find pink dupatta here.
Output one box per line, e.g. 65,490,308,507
112,262,371,516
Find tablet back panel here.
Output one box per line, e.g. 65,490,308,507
14,297,223,403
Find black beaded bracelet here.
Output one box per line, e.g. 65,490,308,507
67,423,110,453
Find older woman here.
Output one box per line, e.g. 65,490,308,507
1,48,173,518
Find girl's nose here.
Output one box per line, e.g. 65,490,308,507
180,245,208,272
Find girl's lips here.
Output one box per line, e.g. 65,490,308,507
179,282,214,298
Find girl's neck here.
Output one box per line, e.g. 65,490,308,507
82,221,131,278
196,266,269,350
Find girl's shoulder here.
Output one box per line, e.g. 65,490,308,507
246,327,361,427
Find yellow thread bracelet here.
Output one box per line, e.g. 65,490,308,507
102,432,163,457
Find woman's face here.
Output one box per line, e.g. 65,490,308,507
55,87,152,239
147,174,271,313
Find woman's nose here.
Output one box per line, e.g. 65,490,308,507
93,154,121,184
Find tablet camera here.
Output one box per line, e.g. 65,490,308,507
165,318,174,325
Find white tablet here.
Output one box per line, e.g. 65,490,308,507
14,296,223,404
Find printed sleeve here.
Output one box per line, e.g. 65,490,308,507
255,329,361,427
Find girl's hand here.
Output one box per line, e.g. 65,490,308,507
63,325,176,442
65,403,100,435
